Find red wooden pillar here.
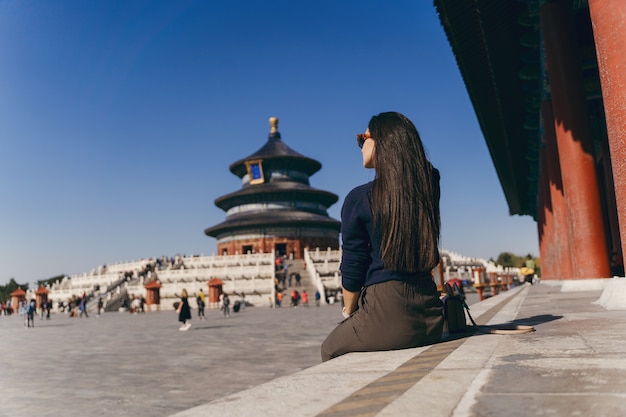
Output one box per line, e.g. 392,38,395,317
540,2,611,278
541,100,574,279
537,141,553,279
589,0,626,263
294,240,301,259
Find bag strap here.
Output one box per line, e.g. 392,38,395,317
444,281,535,335
463,301,535,335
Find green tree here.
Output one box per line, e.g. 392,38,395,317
496,252,522,267
36,274,65,288
495,252,541,277
0,278,29,303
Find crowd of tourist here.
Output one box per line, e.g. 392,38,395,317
271,254,339,308
1,300,14,315
2,253,340,329
1,299,54,319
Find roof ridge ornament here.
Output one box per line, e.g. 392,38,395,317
269,117,279,133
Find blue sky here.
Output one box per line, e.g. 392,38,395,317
0,0,539,286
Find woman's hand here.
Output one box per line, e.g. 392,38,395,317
342,287,360,316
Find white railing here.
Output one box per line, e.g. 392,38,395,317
182,253,273,269
101,259,150,274
307,247,342,263
47,252,277,311
304,248,342,305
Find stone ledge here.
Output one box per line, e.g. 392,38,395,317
169,287,528,417
595,278,626,310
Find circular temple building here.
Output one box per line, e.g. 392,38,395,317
204,117,340,259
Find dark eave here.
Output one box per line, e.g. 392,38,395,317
214,181,339,211
204,210,341,237
230,131,322,178
434,0,541,218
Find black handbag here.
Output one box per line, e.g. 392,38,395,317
442,282,468,333
441,281,535,335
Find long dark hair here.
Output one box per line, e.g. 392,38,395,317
368,112,440,272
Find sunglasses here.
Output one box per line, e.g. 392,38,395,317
356,133,371,149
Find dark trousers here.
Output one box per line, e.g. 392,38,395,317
321,278,444,362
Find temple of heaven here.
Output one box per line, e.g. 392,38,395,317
204,117,340,259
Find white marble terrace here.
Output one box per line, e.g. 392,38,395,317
43,253,277,312
40,248,520,312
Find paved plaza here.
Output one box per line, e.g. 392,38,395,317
165,283,626,417
0,302,346,417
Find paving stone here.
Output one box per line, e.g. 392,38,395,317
0,303,343,417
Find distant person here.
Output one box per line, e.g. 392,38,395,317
26,299,36,328
177,289,192,331
222,293,230,318
301,290,309,307
196,289,206,320
335,290,342,306
97,298,104,316
120,297,129,312
131,296,141,314
275,291,282,308
315,290,321,307
523,255,536,284
321,112,444,362
79,298,89,318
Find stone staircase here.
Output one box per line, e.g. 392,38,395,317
103,288,130,312
281,259,318,306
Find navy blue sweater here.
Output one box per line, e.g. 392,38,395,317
339,180,438,292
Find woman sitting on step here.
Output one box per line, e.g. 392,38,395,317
321,112,444,361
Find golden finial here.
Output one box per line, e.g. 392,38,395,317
269,117,279,133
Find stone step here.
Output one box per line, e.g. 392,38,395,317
277,259,318,306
